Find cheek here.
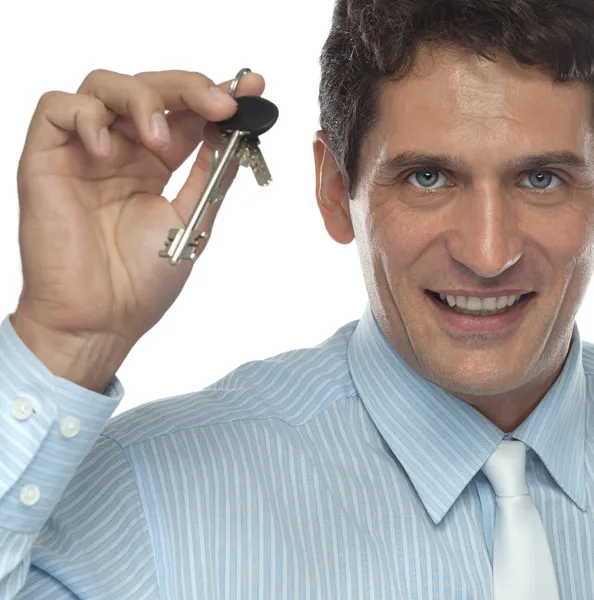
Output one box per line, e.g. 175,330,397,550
361,201,436,274
528,206,594,278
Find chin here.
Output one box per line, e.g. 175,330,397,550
416,346,531,395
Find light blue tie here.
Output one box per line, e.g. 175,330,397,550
482,441,560,600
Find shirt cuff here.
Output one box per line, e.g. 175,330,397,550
0,313,124,533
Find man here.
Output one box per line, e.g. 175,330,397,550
2,0,594,598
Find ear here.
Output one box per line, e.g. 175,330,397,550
313,130,355,245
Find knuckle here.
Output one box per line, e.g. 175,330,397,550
37,90,61,108
133,70,158,80
129,77,165,113
144,69,214,85
144,89,165,113
80,68,113,88
77,95,106,120
137,69,215,91
189,71,215,88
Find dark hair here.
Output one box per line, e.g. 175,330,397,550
318,0,594,199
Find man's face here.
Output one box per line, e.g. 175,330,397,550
314,47,594,408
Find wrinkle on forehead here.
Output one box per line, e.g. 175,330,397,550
358,47,594,182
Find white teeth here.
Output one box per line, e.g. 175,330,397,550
496,297,508,309
439,293,522,311
466,297,483,311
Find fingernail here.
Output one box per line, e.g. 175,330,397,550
150,112,171,145
209,86,236,106
98,128,111,155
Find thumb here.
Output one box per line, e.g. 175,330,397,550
170,140,240,235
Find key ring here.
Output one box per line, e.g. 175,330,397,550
229,68,252,98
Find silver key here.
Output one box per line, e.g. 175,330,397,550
159,101,279,265
159,68,278,266
238,141,273,187
209,139,271,205
159,130,246,264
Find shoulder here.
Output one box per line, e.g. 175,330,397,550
102,319,360,448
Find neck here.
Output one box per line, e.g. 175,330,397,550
373,301,575,434
451,348,570,432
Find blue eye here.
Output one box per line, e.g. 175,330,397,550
521,171,563,190
405,169,564,192
407,169,448,190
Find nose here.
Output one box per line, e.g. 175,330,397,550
446,185,523,278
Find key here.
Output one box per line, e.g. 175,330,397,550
159,95,279,265
238,142,272,187
218,95,276,188
211,95,277,200
212,141,270,203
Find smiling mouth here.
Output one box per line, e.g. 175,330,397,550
425,290,536,316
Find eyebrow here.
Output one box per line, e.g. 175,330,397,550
375,150,594,179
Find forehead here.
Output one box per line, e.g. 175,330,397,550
366,46,593,160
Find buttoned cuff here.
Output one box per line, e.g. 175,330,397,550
0,313,124,533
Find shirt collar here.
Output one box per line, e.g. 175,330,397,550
513,324,587,511
347,302,587,524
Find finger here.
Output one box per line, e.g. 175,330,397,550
134,70,266,169
107,110,225,151
134,69,265,113
76,68,240,154
22,90,116,156
109,92,263,174
76,69,175,153
105,111,228,172
170,140,240,229
202,121,229,151
89,70,265,170
78,69,264,155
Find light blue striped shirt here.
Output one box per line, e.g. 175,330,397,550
1,302,592,599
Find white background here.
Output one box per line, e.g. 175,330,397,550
2,0,594,416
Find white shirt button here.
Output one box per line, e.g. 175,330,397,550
60,416,81,438
12,397,34,421
20,483,40,506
